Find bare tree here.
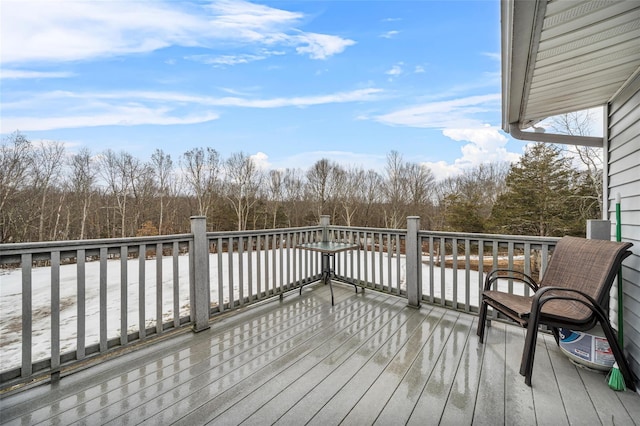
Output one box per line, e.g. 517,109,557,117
0,132,33,242
98,150,136,238
404,162,435,218
382,151,409,229
266,169,284,228
224,152,263,231
335,166,366,227
181,147,220,217
31,140,65,241
149,149,174,235
68,148,96,239
128,159,154,236
549,111,603,217
306,159,343,221
282,168,305,226
360,169,383,227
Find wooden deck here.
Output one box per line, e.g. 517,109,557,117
1,282,639,425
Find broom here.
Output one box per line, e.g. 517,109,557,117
608,193,626,391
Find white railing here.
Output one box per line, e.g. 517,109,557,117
0,215,560,389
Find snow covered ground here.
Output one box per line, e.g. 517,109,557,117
0,251,524,371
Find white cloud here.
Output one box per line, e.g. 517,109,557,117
2,108,220,132
380,30,399,39
1,70,75,79
1,88,383,132
386,64,403,77
374,94,501,129
422,160,461,180
185,53,268,66
250,151,271,170
371,95,518,179
433,125,520,179
294,33,356,60
0,0,354,64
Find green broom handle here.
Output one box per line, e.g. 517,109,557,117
616,195,623,348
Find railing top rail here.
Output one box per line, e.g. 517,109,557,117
329,225,408,234
417,230,560,244
0,234,194,255
206,225,322,239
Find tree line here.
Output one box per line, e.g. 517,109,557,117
0,131,601,243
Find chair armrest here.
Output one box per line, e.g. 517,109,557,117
483,269,539,292
530,286,603,318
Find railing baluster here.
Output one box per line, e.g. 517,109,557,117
395,234,401,295
507,241,514,294
464,239,471,312
452,237,458,310
271,233,277,296
77,249,86,360
173,241,180,328
51,251,60,374
120,246,128,346
478,239,485,306
21,253,32,378
139,244,146,339
440,237,446,307
427,236,434,303
228,237,235,309
156,243,163,335
238,237,244,306
217,237,224,312
99,247,107,352
247,236,254,302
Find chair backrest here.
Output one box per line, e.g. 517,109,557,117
540,236,633,307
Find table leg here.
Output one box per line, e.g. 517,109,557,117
324,252,334,305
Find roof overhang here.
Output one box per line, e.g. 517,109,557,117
501,0,640,147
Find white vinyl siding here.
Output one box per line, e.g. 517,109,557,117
607,72,640,380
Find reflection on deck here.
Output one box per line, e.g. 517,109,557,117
1,282,639,425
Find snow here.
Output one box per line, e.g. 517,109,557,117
0,251,524,371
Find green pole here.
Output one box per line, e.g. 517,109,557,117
616,194,623,347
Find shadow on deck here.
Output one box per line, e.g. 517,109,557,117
1,282,639,425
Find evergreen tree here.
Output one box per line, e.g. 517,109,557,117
489,143,580,237
443,193,485,233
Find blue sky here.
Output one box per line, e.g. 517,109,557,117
1,0,528,179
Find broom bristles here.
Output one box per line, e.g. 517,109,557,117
607,362,626,391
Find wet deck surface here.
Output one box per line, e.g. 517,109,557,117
2,282,639,425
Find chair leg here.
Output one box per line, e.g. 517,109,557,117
551,327,560,345
520,315,541,385
477,297,489,343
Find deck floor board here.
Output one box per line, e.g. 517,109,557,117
1,282,639,426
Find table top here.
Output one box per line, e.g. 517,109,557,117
296,241,359,253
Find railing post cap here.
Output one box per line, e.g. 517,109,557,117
190,215,207,220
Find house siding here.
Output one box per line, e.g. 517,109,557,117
607,72,640,380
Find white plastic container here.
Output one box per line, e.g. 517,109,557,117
558,325,615,371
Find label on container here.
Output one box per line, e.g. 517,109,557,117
558,328,614,370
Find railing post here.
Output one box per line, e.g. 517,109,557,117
586,219,611,241
191,216,210,332
320,215,330,242
406,216,421,308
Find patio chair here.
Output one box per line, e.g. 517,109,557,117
477,236,636,390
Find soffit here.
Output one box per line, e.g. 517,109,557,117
503,0,640,130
